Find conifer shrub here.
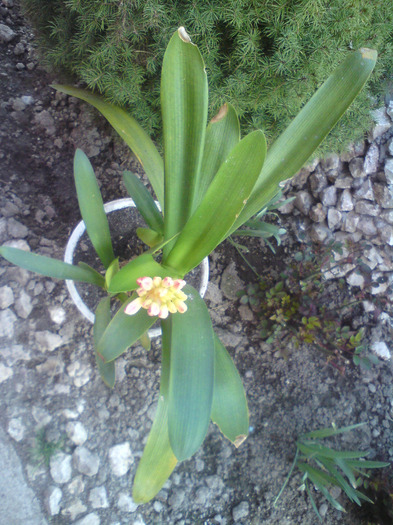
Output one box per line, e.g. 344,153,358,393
22,0,393,154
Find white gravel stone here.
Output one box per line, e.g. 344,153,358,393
7,418,25,441
294,191,313,215
320,186,337,207
66,422,88,445
363,143,379,174
89,486,109,509
349,157,366,178
346,271,365,288
49,305,66,324
7,217,28,238
15,290,32,318
337,189,353,211
0,23,16,42
3,238,30,251
232,501,250,521
50,453,72,484
117,493,138,513
73,446,100,477
62,499,87,521
34,110,56,136
109,442,134,477
327,209,342,230
371,341,391,360
0,309,17,338
369,107,392,140
35,330,63,352
46,486,62,516
0,363,13,383
0,286,14,309
385,158,393,184
74,512,100,525
67,360,92,387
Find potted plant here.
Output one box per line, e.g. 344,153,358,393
0,27,376,502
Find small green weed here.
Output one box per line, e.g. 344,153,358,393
31,427,64,467
274,423,390,521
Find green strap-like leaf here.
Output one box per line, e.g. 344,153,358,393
302,423,366,440
133,321,177,503
199,103,240,199
0,246,105,287
108,253,180,294
52,84,164,205
211,334,249,446
123,171,164,234
97,298,156,362
74,149,115,268
164,130,266,275
167,285,214,461
230,48,377,234
161,27,208,249
136,228,163,248
93,297,115,387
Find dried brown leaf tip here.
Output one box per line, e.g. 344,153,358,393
211,104,228,124
178,27,191,43
234,434,247,448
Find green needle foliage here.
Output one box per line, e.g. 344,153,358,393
274,423,390,522
21,0,393,155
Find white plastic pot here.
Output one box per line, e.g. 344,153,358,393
64,198,209,338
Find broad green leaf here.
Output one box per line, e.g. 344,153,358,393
74,149,115,268
52,84,164,205
0,246,105,287
230,48,378,234
108,253,180,293
161,27,208,250
139,330,151,351
199,103,240,199
164,130,266,275
136,228,163,248
93,297,115,387
133,321,177,502
211,334,249,446
105,258,119,289
167,285,214,461
97,298,156,362
123,171,164,233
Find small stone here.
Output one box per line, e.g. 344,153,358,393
374,184,393,208
67,361,91,387
66,422,88,445
354,178,374,200
3,239,30,251
46,487,62,516
357,217,377,236
371,341,391,360
50,453,72,484
364,143,379,174
385,158,393,184
319,503,329,518
0,363,13,383
309,223,331,243
89,486,109,509
369,107,392,140
49,305,66,324
0,309,17,338
62,500,87,521
355,200,381,216
16,62,25,70
321,154,340,172
0,286,14,309
7,418,25,441
117,493,138,513
309,203,326,223
277,196,295,214
327,209,342,230
346,271,365,288
35,330,64,352
73,446,100,477
108,442,133,477
371,272,389,295
334,175,353,189
67,476,85,496
195,486,210,505
379,223,393,246
74,513,100,525
238,305,254,321
232,501,249,521
15,290,33,318
349,157,366,179
21,95,34,105
321,186,337,207
204,282,223,305
168,489,185,509
221,262,244,300
308,168,327,197
7,217,28,238
34,110,56,136
153,501,164,512
337,189,353,212
294,191,313,215
12,98,26,111
340,141,365,162
0,23,16,42
13,42,25,55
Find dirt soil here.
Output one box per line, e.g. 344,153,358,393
0,2,392,524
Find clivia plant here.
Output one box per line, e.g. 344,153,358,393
0,28,377,502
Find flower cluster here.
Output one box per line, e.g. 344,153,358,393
124,276,188,319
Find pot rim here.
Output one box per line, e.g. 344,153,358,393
64,198,209,338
